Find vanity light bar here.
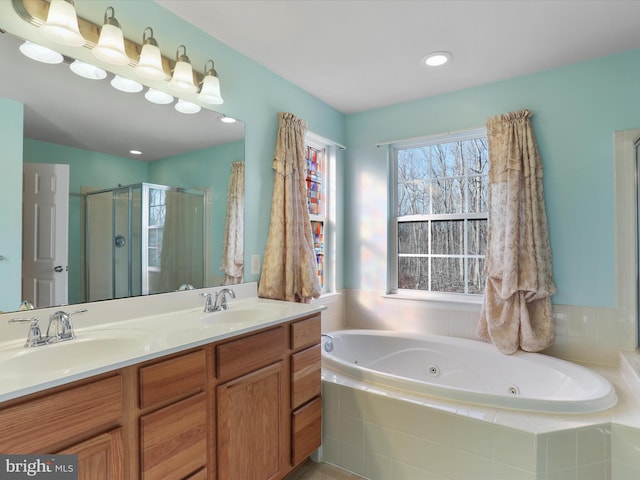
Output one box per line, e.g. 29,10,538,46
11,0,221,100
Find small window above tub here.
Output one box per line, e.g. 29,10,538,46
388,128,488,301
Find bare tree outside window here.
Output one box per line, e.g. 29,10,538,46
394,131,488,295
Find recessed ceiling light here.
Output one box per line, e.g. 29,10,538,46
129,149,142,155
220,115,236,124
422,51,452,67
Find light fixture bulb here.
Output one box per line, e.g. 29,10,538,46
134,28,166,80
220,115,236,124
92,7,130,65
40,0,85,47
168,45,198,93
69,60,107,80
19,41,63,64
111,75,143,93
197,60,224,104
144,88,174,105
175,99,201,114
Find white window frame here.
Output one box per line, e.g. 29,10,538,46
306,132,337,294
388,128,487,303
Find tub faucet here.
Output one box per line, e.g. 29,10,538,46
321,333,334,353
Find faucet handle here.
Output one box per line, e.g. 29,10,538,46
201,292,214,312
9,317,45,347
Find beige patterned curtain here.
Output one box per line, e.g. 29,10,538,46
258,112,321,302
476,110,556,354
221,161,244,284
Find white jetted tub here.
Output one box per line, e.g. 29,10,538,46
321,330,617,413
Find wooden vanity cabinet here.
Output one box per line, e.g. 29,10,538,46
0,312,323,480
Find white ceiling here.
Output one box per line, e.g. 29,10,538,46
156,0,640,114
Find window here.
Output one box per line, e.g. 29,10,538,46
390,129,489,297
305,133,337,293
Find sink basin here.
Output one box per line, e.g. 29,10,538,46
0,328,152,377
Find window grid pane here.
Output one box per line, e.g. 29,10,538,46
394,132,488,295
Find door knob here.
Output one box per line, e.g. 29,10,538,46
54,265,63,273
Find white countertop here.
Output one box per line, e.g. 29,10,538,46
0,283,325,403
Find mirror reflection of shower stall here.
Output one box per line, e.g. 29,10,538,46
85,183,205,301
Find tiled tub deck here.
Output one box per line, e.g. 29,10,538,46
321,353,640,480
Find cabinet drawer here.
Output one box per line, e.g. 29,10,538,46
139,349,206,409
217,326,286,380
290,315,321,350
140,392,207,480
291,396,322,466
0,375,123,453
291,344,321,408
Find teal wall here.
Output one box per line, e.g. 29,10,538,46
344,48,640,308
0,99,23,312
149,140,244,280
57,0,347,286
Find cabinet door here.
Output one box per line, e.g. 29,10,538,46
217,361,285,480
57,428,124,480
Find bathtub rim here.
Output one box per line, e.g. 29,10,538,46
321,329,618,414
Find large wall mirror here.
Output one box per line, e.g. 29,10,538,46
0,29,245,313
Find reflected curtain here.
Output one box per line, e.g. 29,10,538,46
159,190,204,291
476,110,556,354
258,112,321,303
221,161,244,284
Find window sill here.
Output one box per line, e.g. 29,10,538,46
311,291,342,303
383,291,483,305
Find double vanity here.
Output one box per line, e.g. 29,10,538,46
0,283,324,479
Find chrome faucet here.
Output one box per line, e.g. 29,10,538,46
213,288,236,311
201,288,236,312
45,309,87,343
8,309,87,347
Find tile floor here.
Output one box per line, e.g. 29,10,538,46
287,461,365,480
